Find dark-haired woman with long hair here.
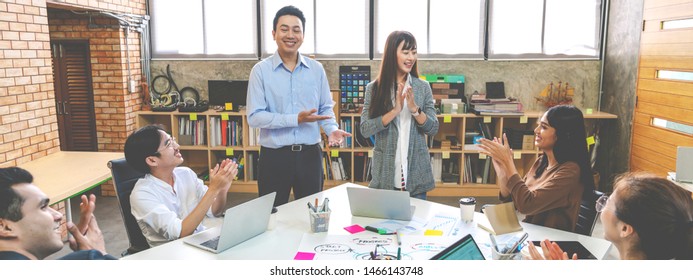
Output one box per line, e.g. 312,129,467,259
478,105,594,231
360,31,439,199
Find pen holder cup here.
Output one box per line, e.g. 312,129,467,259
308,209,331,233
491,246,522,260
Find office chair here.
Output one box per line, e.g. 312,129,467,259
107,158,150,256
574,189,604,236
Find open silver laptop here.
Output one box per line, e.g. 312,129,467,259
675,146,693,183
184,192,276,253
346,187,415,221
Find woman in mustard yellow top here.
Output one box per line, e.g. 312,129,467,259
478,105,595,232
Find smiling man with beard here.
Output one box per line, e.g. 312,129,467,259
0,167,115,260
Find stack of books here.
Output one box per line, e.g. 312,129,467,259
470,99,524,116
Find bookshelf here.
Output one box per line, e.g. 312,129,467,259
136,109,616,197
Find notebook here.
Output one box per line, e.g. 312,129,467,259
429,234,486,260
184,192,276,253
477,202,523,235
346,187,415,221
675,146,693,183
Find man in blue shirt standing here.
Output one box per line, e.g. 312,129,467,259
247,5,350,207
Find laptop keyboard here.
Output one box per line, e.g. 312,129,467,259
201,236,220,250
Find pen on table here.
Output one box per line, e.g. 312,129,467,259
397,247,401,260
396,231,402,246
489,233,500,252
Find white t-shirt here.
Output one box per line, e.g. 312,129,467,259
130,167,213,247
394,74,412,190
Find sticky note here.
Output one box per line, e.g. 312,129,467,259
368,150,373,158
586,136,595,146
225,102,233,111
221,113,229,121
331,150,339,157
344,225,365,234
520,116,528,124
189,113,197,121
444,115,452,123
479,154,487,159
226,148,233,156
483,116,491,123
442,151,450,159
424,229,443,236
586,108,593,115
294,252,316,260
513,151,521,159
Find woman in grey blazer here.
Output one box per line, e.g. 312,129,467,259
360,31,439,199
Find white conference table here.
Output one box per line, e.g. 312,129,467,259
123,183,612,260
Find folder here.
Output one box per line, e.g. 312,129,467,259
477,202,523,235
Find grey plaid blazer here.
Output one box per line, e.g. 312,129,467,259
360,77,439,196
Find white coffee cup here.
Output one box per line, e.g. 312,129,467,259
459,197,476,223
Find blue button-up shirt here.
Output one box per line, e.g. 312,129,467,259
246,52,338,148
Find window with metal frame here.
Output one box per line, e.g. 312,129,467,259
150,0,257,59
488,0,602,59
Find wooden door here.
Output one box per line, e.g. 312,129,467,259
631,0,693,175
51,40,98,151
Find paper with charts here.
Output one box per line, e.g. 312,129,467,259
295,233,459,260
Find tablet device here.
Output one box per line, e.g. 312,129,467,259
531,241,597,259
430,234,485,260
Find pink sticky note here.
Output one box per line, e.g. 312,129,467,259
344,224,365,234
294,252,316,260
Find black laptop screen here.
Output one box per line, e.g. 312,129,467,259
208,80,248,110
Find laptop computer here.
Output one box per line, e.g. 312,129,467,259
430,234,485,260
208,80,248,112
674,146,693,183
184,192,276,253
346,187,415,221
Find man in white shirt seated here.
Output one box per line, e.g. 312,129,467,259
124,125,237,247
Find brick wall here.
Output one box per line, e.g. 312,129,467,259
1,0,59,168
2,0,146,216
48,9,142,154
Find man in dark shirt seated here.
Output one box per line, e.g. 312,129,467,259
0,167,116,260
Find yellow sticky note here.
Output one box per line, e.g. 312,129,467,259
225,102,233,111
442,151,450,159
586,108,593,115
513,151,521,159
586,136,595,146
331,150,339,157
479,154,487,159
189,113,197,121
368,150,373,158
484,116,491,123
226,148,234,156
424,229,443,236
520,116,528,124
221,113,229,121
443,115,452,123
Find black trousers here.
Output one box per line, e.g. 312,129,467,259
258,144,323,207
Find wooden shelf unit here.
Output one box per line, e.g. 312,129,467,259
136,109,616,196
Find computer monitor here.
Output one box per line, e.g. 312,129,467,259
486,82,506,99
208,80,248,111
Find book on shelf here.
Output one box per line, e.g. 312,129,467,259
477,202,524,235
